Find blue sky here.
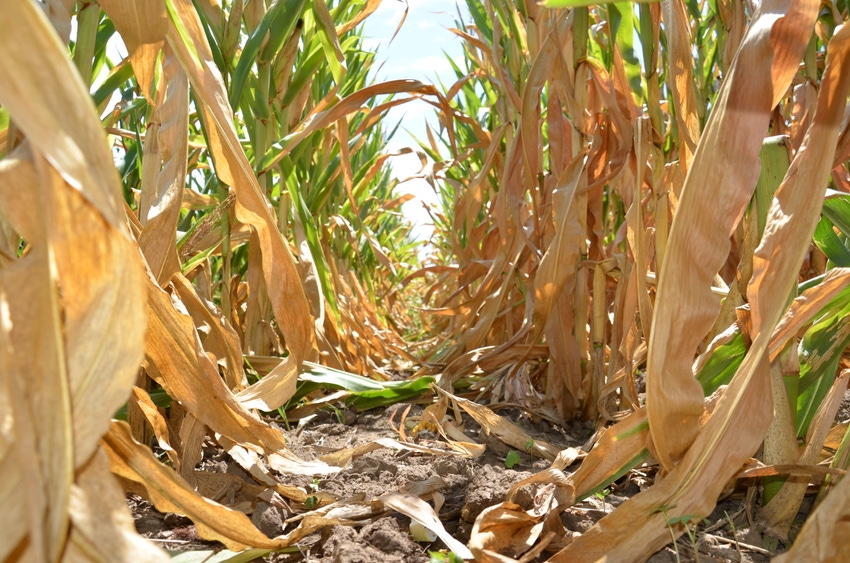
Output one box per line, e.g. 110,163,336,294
361,0,470,242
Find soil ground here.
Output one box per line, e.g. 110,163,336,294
128,400,815,562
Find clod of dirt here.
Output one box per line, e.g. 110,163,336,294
316,517,429,563
461,465,533,523
251,501,286,538
134,511,164,536
432,456,475,480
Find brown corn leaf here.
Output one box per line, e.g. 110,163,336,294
660,0,701,172
552,5,840,560
130,386,176,452
0,304,26,560
164,0,317,410
751,19,850,538
145,272,336,474
558,264,850,521
469,469,571,559
66,449,169,562
433,387,560,461
646,0,817,469
136,44,189,286
735,464,845,480
96,0,167,100
0,1,152,559
380,491,473,559
143,274,278,450
1,164,74,563
772,450,850,562
102,421,344,551
769,267,850,361
532,154,587,344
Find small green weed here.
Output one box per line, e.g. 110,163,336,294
504,450,521,468
429,550,465,563
654,505,708,563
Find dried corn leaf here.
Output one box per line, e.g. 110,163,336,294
136,44,189,286
103,421,344,551
769,268,850,361
772,454,850,562
660,0,701,172
164,0,317,411
0,1,154,560
646,0,817,470
67,449,168,562
434,387,560,461
751,19,850,537
380,491,473,559
552,4,838,560
96,0,167,100
469,469,571,560
144,276,281,449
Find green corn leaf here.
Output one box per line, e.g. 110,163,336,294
230,0,307,109
754,136,791,237
92,60,135,108
298,362,436,410
796,291,850,436
823,193,850,238
696,329,747,396
814,216,850,267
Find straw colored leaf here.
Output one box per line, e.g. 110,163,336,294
136,45,190,285
97,0,168,100
434,387,561,461
772,449,850,562
380,491,473,559
0,1,153,560
66,450,169,562
102,422,343,551
164,0,317,411
469,469,571,559
646,0,817,470
551,5,847,561
144,272,335,475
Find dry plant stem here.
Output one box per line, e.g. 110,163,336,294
702,534,774,557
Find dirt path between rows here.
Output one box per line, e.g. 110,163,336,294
129,403,788,562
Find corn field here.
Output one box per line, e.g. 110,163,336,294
2,0,850,560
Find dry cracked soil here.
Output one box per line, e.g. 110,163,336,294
129,401,804,562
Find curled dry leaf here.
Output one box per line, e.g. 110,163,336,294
469,469,572,560
102,421,347,551
772,448,850,563
0,0,155,560
434,386,561,461
379,491,473,560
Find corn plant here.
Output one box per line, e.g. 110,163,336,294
3,0,850,561
420,0,850,560
0,0,435,559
